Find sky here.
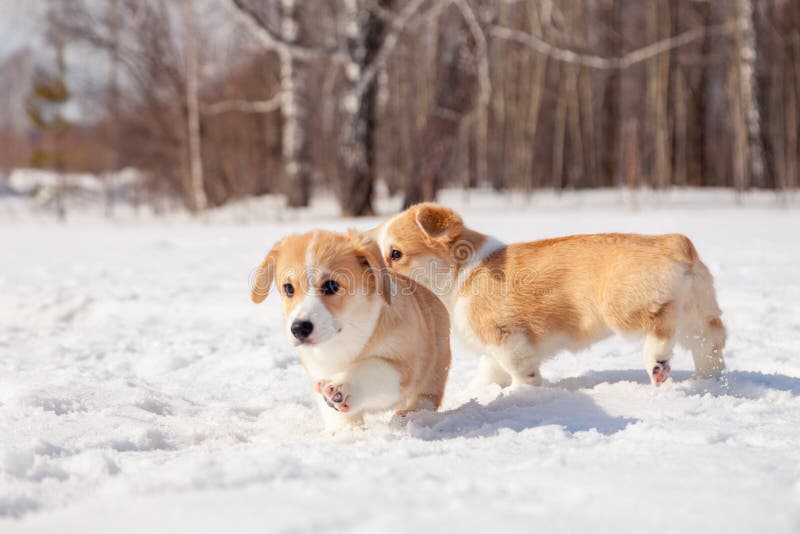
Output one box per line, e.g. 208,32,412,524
0,1,109,123
0,0,258,124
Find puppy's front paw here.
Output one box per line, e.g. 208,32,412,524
319,380,352,413
652,360,671,386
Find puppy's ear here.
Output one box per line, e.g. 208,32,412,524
348,229,392,306
251,242,280,304
361,224,381,242
414,203,463,242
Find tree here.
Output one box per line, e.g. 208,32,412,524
25,0,798,214
402,3,478,207
732,0,768,190
182,0,209,212
221,0,312,207
278,0,312,207
26,33,71,219
49,0,203,208
337,0,391,216
223,0,426,216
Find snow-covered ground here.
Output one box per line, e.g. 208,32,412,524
1,189,799,533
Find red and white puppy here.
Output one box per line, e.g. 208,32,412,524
375,204,726,388
251,229,451,432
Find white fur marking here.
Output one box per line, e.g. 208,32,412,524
377,214,401,257
455,235,505,296
443,235,506,313
452,297,486,354
286,292,340,346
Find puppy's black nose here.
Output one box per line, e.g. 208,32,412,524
291,320,314,341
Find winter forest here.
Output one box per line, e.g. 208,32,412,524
1,0,799,215
3,2,800,533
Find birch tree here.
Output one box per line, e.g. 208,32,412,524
182,0,208,212
402,3,478,207
733,0,767,189
278,0,311,207
224,0,426,216
337,0,391,216
31,0,798,208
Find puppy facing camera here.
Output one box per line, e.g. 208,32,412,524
251,229,451,433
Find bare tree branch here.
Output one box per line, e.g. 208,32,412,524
453,0,491,110
352,0,429,100
364,0,446,32
223,0,433,103
363,0,402,26
490,21,738,70
220,0,346,62
202,94,282,115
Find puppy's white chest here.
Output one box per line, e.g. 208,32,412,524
295,298,383,380
300,345,356,379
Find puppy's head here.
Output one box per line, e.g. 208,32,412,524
251,230,391,348
376,203,465,295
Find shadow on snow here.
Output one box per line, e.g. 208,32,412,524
404,387,636,440
402,368,800,440
552,368,800,399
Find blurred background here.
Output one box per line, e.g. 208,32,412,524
3,4,800,527
0,0,798,218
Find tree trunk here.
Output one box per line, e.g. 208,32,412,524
488,2,508,191
279,0,311,207
338,0,391,217
600,0,622,187
692,0,712,186
467,122,479,189
784,54,796,192
182,0,207,212
523,51,547,192
734,0,768,188
402,6,477,207
648,0,671,189
619,1,647,188
788,30,800,191
673,67,688,187
729,46,747,193
552,63,567,190
104,0,120,217
565,65,584,188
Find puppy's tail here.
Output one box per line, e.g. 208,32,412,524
664,233,698,266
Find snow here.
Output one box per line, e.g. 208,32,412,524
6,169,144,195
1,188,800,533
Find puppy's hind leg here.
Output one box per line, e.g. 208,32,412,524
640,298,682,386
644,333,675,386
489,334,544,388
469,355,513,389
679,260,726,379
682,317,726,379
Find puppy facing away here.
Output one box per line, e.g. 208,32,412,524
375,203,726,389
251,229,451,433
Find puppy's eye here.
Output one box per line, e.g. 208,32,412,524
321,280,340,296
390,249,403,261
283,283,295,297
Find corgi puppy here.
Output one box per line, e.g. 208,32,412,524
251,229,451,432
374,204,725,388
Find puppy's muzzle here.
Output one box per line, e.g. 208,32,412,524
291,320,314,341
